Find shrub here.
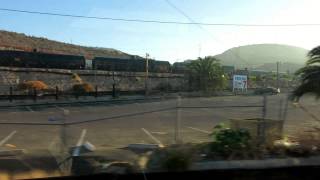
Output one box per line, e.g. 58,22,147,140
210,124,251,156
71,73,83,84
161,149,192,171
71,73,94,93
17,80,48,91
73,83,94,93
146,146,194,171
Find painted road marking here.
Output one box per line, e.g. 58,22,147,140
54,105,68,112
26,106,34,112
151,131,168,135
0,131,17,146
141,128,164,147
72,129,87,157
55,105,70,115
187,127,211,134
187,137,203,143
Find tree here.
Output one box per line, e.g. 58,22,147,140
187,56,226,91
292,46,320,100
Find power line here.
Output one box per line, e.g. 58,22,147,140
164,0,251,67
1,7,320,27
164,0,199,26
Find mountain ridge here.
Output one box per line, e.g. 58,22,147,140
214,43,309,72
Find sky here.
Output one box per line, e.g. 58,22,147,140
1,0,320,63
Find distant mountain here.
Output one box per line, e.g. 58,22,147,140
214,44,309,72
0,30,132,59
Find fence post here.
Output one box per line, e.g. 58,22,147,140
175,95,182,144
258,95,267,146
33,88,37,102
55,86,59,100
95,85,98,98
9,86,13,102
112,83,116,98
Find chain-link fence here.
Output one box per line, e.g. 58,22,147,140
2,94,318,176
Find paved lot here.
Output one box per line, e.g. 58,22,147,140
0,94,319,175
0,95,320,175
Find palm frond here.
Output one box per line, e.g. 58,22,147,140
292,79,320,100
306,57,320,65
292,46,320,100
308,46,320,58
295,65,320,77
292,65,320,99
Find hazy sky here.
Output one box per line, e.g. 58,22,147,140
1,0,320,62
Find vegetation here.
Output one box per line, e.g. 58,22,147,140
187,56,227,91
161,149,193,171
73,83,94,93
17,80,48,91
209,124,251,157
71,73,84,84
145,123,320,172
292,46,320,99
146,145,194,172
71,73,94,93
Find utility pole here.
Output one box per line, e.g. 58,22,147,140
145,53,149,96
94,61,97,86
276,61,280,93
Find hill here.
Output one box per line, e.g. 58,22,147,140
214,44,309,72
0,30,132,59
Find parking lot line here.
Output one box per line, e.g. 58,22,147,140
186,137,203,143
26,106,34,112
54,105,67,112
187,127,211,134
150,131,168,135
141,128,164,147
0,130,17,146
72,129,87,157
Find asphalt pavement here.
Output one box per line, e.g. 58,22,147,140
0,94,318,149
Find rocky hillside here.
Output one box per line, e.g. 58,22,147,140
0,30,132,59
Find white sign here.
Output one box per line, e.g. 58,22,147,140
233,75,247,91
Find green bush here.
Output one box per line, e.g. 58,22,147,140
161,149,192,171
210,124,251,156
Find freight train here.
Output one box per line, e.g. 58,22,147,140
0,50,172,73
0,50,85,69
